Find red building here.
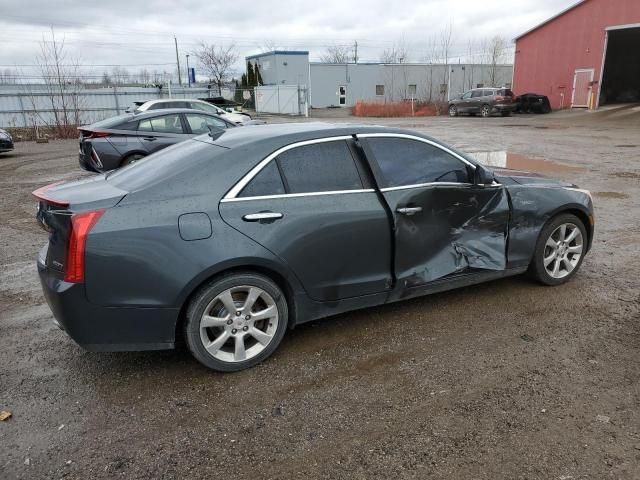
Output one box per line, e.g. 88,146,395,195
513,0,640,110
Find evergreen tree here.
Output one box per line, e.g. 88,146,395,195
234,80,243,104
247,62,255,87
255,64,263,86
241,73,248,88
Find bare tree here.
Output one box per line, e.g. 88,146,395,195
380,38,409,64
0,68,17,84
438,22,454,101
480,36,509,86
111,66,130,85
194,42,239,95
465,39,477,91
319,45,351,64
30,28,84,138
260,39,280,53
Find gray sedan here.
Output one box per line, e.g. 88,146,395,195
35,124,594,372
78,109,236,172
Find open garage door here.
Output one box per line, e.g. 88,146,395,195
599,26,640,106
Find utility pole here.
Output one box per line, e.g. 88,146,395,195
186,54,191,87
174,36,182,86
354,41,358,64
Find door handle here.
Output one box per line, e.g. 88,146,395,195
143,136,157,141
242,212,283,222
397,207,423,216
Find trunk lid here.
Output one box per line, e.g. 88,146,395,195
34,176,127,274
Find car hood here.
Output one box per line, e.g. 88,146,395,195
492,167,577,188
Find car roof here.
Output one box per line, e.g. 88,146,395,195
132,108,227,119
197,122,464,156
141,98,211,106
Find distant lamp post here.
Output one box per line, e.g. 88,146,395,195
186,54,191,87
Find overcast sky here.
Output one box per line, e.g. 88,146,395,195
1,0,578,80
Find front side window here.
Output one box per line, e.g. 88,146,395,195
185,114,227,134
367,137,470,188
277,141,362,194
461,91,473,100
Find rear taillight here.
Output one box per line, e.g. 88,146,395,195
64,210,105,283
78,129,111,139
495,95,506,102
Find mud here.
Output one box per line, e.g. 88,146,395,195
1,112,640,479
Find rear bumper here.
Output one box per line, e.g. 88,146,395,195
38,253,179,351
493,104,516,112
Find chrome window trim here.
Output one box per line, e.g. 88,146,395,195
356,132,476,169
223,135,356,200
380,182,473,192
221,189,375,203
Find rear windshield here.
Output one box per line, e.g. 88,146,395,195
107,139,228,191
498,89,514,97
89,114,135,129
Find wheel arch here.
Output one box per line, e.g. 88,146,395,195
174,258,302,344
548,204,593,251
120,150,148,167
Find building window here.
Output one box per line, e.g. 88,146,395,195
407,84,417,97
376,85,385,96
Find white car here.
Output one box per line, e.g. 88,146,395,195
132,99,252,124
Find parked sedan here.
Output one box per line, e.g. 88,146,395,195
449,88,516,117
0,128,14,153
78,109,235,172
133,98,252,124
34,124,594,372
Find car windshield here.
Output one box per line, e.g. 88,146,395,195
192,102,223,114
107,139,228,191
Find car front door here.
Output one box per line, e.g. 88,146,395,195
359,134,510,291
457,91,473,112
470,89,485,113
219,137,392,302
137,113,188,154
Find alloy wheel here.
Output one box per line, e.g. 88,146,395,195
481,105,491,117
543,223,584,279
199,285,279,363
449,105,457,117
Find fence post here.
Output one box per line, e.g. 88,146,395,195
17,93,28,128
113,86,121,114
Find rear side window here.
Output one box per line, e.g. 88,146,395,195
277,141,363,194
138,114,184,134
367,137,470,188
483,90,495,97
239,162,285,197
498,89,514,97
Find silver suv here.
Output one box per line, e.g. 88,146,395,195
449,88,516,118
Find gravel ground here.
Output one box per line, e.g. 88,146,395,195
1,109,639,479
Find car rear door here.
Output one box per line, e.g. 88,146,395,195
359,134,510,289
137,113,188,154
219,137,392,302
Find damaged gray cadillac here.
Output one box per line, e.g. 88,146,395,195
34,123,594,371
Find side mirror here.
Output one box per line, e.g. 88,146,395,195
473,164,494,185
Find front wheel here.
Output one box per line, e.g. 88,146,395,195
481,105,492,118
448,105,458,117
184,273,288,372
529,214,587,286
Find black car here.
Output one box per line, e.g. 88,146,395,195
515,93,552,114
78,109,235,172
34,124,594,372
0,128,14,153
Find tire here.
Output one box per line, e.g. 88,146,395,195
481,104,492,118
529,213,587,286
184,272,289,372
448,105,458,117
120,153,146,168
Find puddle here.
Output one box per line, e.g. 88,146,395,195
468,151,586,173
610,171,640,180
593,192,629,199
615,145,638,148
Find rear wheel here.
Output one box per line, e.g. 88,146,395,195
529,214,587,286
448,105,458,117
481,105,492,118
184,273,288,372
120,153,145,168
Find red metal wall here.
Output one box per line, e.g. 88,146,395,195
513,0,640,109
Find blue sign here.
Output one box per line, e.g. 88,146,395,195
188,68,196,84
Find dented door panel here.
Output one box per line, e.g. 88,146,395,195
382,184,510,289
